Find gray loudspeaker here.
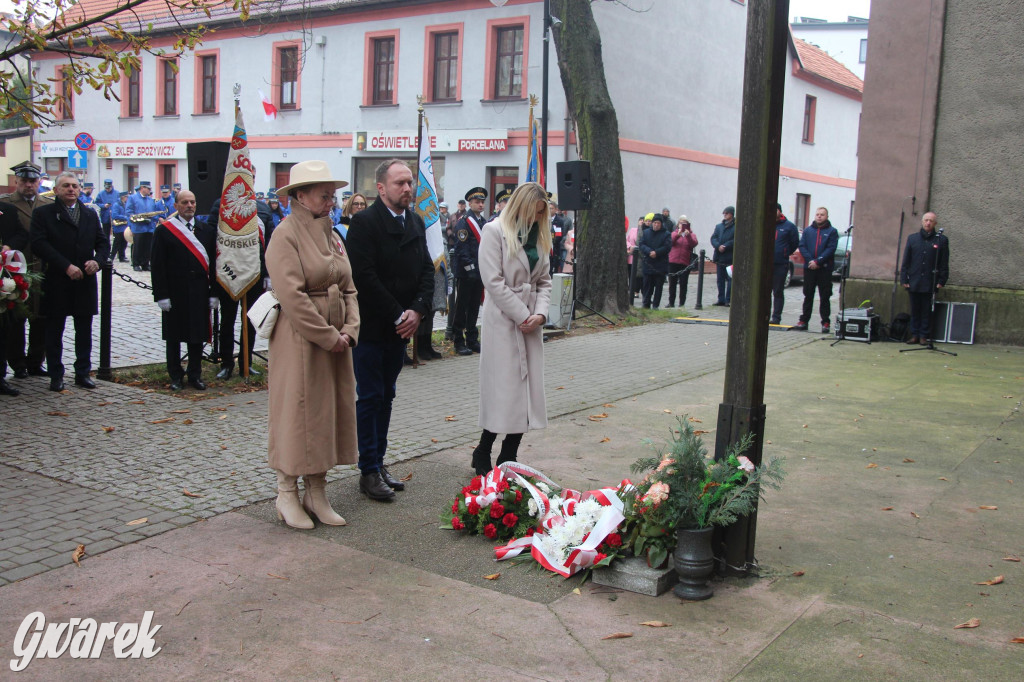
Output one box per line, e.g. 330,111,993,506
933,302,977,344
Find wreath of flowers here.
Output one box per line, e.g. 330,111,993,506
0,251,42,319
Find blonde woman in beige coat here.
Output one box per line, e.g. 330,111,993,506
265,161,360,529
471,182,553,474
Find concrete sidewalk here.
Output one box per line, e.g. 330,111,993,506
1,326,1020,680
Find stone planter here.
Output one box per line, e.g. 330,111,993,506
672,526,714,600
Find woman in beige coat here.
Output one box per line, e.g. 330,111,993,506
471,182,553,474
265,161,360,529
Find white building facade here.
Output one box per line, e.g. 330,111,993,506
790,16,869,80
31,0,861,244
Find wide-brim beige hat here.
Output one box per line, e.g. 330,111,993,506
277,160,349,195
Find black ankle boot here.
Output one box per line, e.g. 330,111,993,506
496,433,523,466
472,430,498,475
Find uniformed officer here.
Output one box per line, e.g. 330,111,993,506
493,187,512,218
451,186,487,356
171,182,182,203
157,185,175,215
110,191,130,262
125,181,166,271
80,182,95,204
0,161,54,379
94,179,119,239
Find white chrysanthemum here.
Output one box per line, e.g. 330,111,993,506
537,482,552,494
528,498,539,517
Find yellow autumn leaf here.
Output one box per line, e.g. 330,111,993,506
975,576,1003,586
954,618,980,629
71,544,86,566
979,505,998,510
601,632,633,640
483,573,500,581
640,621,671,627
126,518,148,526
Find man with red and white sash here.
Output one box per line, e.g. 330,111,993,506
150,190,219,391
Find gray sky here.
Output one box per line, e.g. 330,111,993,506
790,0,871,22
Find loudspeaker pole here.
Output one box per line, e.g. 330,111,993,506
541,0,551,187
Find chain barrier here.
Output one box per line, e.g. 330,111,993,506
110,267,154,291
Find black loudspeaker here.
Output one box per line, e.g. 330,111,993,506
187,141,231,216
933,302,977,344
556,160,592,210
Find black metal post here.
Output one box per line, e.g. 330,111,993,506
695,250,705,311
97,261,113,381
714,0,790,577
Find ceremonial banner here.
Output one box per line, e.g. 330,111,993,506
526,106,545,186
216,105,261,300
415,117,446,271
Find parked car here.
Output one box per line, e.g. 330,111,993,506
786,231,852,286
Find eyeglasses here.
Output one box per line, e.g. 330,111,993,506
351,201,366,207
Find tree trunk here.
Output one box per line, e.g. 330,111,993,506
550,0,629,316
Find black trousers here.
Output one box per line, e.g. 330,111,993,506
771,265,789,322
667,263,690,307
166,341,204,381
801,267,833,324
112,228,128,261
5,314,46,372
642,272,666,308
908,291,934,338
46,314,92,378
101,220,112,240
453,278,482,345
131,231,153,268
218,285,261,370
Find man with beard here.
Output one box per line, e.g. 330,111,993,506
151,190,219,390
791,206,839,333
346,159,434,501
30,172,109,391
0,161,53,379
901,212,949,344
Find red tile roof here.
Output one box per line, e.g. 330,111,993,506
791,36,864,97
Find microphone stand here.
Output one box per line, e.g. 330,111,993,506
901,228,955,356
830,225,856,346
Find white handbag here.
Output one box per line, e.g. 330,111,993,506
247,290,280,339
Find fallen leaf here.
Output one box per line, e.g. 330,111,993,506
663,409,672,413
866,463,878,469
766,440,772,444
640,621,671,628
602,403,616,408
483,573,500,581
431,438,439,443
102,426,115,433
129,399,146,404
979,505,998,510
183,488,203,498
445,415,457,421
1003,556,1021,562
267,573,289,580
150,417,175,424
46,411,68,417
954,618,980,629
802,424,808,428
599,437,610,443
399,473,413,482
589,413,608,419
881,507,894,511
693,429,709,436
872,448,877,452
171,409,191,414
975,576,1004,586
939,477,949,481
601,632,633,640
903,458,915,463
182,419,194,425
792,570,805,577
688,417,702,423
71,544,85,566
96,401,112,406
1010,637,1024,644
572,588,581,595
208,406,227,412
556,386,565,390
126,518,148,526
1003,395,1014,399
218,415,227,420
220,445,227,450
910,511,920,518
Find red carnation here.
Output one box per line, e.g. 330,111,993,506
515,490,523,503
483,523,497,539
489,502,505,519
502,512,518,527
594,552,608,563
605,533,623,548
525,527,535,537
496,480,509,492
451,499,460,513
461,486,471,496
451,517,464,530
467,500,481,515
470,476,483,489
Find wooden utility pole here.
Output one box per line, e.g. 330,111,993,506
714,0,791,576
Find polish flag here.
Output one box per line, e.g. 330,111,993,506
258,89,277,122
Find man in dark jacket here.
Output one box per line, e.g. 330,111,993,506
347,159,434,501
792,207,839,333
451,187,487,355
710,206,736,305
900,212,949,344
30,172,110,392
771,203,800,324
151,190,218,390
639,214,672,309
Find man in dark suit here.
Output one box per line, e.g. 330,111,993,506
346,159,434,501
151,190,218,390
30,171,110,392
901,211,949,344
1,161,54,378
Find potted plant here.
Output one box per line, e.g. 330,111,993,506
620,418,785,600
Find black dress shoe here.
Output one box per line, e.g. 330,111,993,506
215,367,233,380
13,368,28,379
74,376,96,389
49,378,65,392
246,367,261,377
133,265,142,272
359,472,396,501
0,378,19,396
455,345,472,357
789,322,809,331
188,377,206,390
28,367,48,377
467,340,481,353
169,380,184,391
380,466,405,491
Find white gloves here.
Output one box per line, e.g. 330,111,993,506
263,277,272,291
209,297,220,310
157,299,171,312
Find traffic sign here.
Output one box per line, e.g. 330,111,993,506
74,132,95,150
67,149,88,169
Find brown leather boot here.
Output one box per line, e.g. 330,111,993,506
275,470,314,529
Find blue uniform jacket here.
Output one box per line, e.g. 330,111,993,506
798,221,839,271
452,212,484,281
774,218,800,266
111,201,128,225
94,188,119,224
124,193,164,233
